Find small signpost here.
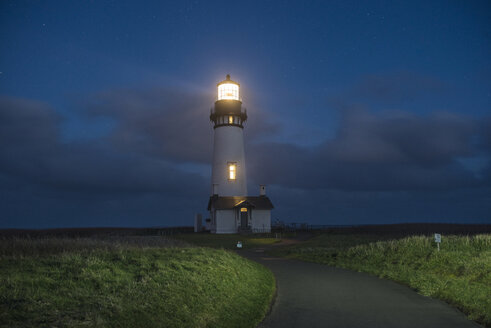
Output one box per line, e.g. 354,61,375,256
434,233,441,251
236,241,243,249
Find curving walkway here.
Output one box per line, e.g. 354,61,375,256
241,248,480,328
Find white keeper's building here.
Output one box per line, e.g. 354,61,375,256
207,75,273,234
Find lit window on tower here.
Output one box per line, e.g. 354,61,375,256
228,162,236,180
218,83,239,100
240,208,248,212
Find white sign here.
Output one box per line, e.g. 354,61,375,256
237,241,242,249
434,233,441,243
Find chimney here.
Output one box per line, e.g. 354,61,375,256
213,184,219,195
259,185,266,196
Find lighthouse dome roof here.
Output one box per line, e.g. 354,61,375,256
217,74,240,87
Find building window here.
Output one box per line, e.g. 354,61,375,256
228,162,236,180
229,116,234,124
240,207,247,212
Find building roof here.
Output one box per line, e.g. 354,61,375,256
216,74,240,87
208,195,274,211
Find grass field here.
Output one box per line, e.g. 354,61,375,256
173,233,280,250
0,237,275,328
271,233,491,327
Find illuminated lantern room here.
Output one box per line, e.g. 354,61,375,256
217,74,240,101
210,74,247,128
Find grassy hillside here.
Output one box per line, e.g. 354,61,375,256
0,237,275,328
272,233,491,327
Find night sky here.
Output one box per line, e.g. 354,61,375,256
1,0,490,228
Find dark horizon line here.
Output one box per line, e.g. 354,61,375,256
1,222,490,231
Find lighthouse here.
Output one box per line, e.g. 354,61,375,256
207,75,273,234
210,74,248,196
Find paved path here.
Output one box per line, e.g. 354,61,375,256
241,248,480,328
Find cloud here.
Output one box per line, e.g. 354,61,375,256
84,87,280,164
1,93,487,194
327,109,475,166
0,90,281,228
0,97,61,181
0,87,281,197
1,85,490,228
84,88,213,164
478,117,491,152
0,95,207,196
267,185,491,225
248,109,488,191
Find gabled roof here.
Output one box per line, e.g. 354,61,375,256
207,195,274,211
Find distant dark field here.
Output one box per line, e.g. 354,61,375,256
2,223,489,239
286,222,491,236
0,226,194,238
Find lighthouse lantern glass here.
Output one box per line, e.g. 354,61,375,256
218,83,239,100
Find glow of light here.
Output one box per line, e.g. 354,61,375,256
240,208,248,212
228,163,236,180
218,83,239,100
229,116,234,124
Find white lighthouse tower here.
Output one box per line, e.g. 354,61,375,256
210,74,248,196
207,75,273,234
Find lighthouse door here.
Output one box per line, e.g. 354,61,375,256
240,208,248,228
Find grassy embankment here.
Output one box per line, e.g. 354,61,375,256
0,236,275,328
271,233,491,327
